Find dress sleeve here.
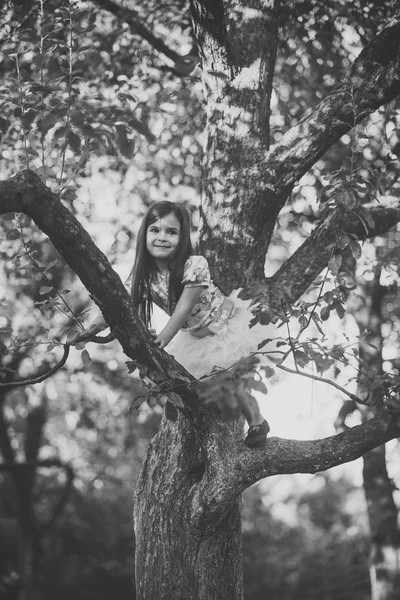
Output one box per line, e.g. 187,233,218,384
181,255,211,288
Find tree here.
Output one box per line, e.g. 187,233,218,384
1,1,400,599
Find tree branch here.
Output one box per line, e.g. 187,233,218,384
266,17,400,191
190,413,400,529
0,344,70,388
93,0,186,65
234,417,400,491
241,206,400,314
0,171,200,415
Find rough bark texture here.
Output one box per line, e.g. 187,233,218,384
193,4,400,290
2,5,400,599
134,412,244,600
0,170,192,389
192,0,281,290
2,169,400,599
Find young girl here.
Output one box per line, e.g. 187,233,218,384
77,201,271,447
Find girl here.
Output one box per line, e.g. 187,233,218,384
76,201,271,447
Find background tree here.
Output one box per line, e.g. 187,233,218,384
1,1,400,599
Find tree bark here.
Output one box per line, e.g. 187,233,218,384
134,413,244,600
192,0,281,290
193,4,400,290
356,275,400,600
2,158,400,600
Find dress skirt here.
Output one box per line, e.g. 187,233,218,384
165,291,275,380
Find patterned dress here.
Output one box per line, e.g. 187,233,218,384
151,255,272,379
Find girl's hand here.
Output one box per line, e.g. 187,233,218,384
148,329,167,349
154,334,168,350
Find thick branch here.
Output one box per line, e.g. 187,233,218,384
0,170,194,393
190,415,400,528
193,0,282,288
266,17,400,191
242,206,400,313
94,0,184,64
236,417,400,489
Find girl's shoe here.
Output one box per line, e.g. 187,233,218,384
244,419,270,447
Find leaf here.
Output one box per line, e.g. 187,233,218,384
70,110,85,125
6,228,20,240
334,302,345,319
258,311,272,325
250,379,268,394
45,259,59,272
147,396,157,408
349,241,362,260
126,361,138,374
1,213,15,221
129,396,147,413
81,349,91,365
66,328,80,342
328,255,342,275
39,286,53,295
67,131,81,153
21,108,37,129
115,124,135,158
336,234,350,250
61,187,77,202
157,393,169,406
127,117,156,143
165,401,178,421
320,306,331,321
262,366,275,379
257,338,273,350
38,112,60,135
47,56,63,77
53,125,69,139
0,117,10,133
167,368,180,380
167,391,184,408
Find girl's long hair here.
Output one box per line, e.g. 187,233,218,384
131,201,194,325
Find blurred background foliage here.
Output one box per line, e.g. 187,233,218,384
0,0,399,598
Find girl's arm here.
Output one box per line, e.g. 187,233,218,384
154,286,205,349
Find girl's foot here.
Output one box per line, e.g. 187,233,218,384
244,419,270,447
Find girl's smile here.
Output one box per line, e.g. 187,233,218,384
146,213,181,268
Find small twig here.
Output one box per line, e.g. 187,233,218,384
15,50,30,169
0,344,70,388
58,0,73,186
277,362,365,404
19,225,85,329
279,302,302,370
87,332,116,344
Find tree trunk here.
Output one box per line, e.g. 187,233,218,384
191,0,281,290
356,274,400,600
363,445,400,600
134,414,244,600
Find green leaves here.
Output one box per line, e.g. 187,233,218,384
6,228,20,240
114,124,135,159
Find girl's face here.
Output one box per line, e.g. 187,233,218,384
146,213,181,267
